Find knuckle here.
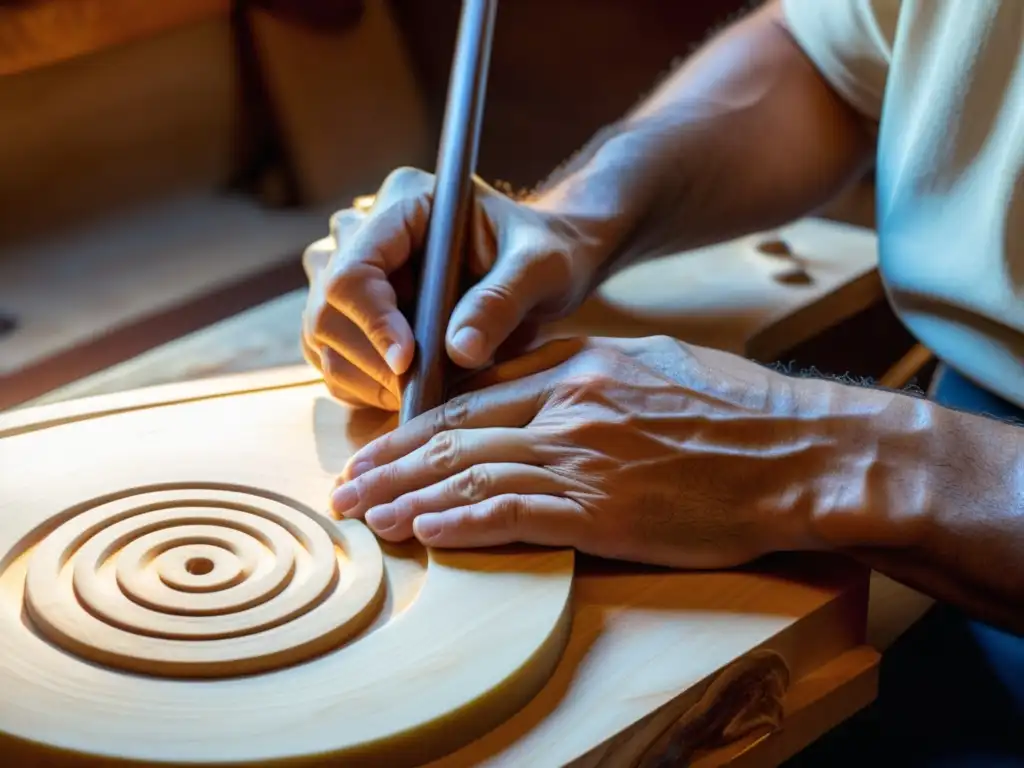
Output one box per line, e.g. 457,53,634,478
366,461,398,495
328,261,359,290
425,431,461,472
329,208,363,241
386,166,431,191
490,494,524,532
302,237,334,276
376,167,433,207
326,263,369,304
453,465,490,503
468,282,521,317
441,394,471,429
363,313,397,347
555,370,615,398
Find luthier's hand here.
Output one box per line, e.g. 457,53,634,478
300,167,610,411
331,335,843,568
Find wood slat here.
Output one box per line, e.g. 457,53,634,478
0,0,229,75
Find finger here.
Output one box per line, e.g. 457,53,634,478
301,334,323,373
363,463,575,542
413,494,585,549
341,375,555,482
332,427,542,516
313,304,399,397
325,260,416,377
321,347,398,411
445,253,560,369
325,169,432,375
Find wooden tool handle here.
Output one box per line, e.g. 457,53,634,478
399,0,497,424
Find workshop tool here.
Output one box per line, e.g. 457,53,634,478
400,0,498,424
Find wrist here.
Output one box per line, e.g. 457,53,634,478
526,126,665,276
800,379,938,551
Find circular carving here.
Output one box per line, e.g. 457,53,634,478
0,420,572,767
20,487,385,678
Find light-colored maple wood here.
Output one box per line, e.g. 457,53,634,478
0,370,574,766
0,367,875,766
247,2,433,205
547,217,881,360
879,343,934,390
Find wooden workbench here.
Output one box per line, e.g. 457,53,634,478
25,216,934,653
10,215,936,765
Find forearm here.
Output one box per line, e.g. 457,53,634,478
528,0,874,279
807,382,1024,634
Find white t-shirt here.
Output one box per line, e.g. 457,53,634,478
782,0,1023,409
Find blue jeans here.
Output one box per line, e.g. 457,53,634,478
784,365,1024,767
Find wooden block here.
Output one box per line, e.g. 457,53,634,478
246,1,433,205
546,217,882,361
0,19,244,245
0,366,874,766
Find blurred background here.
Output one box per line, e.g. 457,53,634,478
0,0,902,411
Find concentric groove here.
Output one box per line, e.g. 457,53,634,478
21,487,385,678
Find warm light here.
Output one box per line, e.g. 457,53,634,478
353,195,376,213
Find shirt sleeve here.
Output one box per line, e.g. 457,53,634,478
780,0,902,121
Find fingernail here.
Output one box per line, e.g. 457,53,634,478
346,459,373,480
413,514,442,542
451,327,486,362
366,505,396,531
385,344,404,374
331,483,359,515
380,390,399,411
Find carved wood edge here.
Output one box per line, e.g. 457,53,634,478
584,645,879,768
635,650,791,768
0,364,319,439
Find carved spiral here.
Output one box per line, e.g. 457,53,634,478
21,487,385,678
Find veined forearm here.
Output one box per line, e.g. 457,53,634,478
811,383,1024,634
530,1,874,277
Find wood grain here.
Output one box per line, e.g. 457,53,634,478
401,0,496,423
1,367,875,766
0,372,574,766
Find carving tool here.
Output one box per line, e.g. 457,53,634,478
399,0,498,424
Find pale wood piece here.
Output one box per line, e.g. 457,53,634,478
247,1,433,205
22,217,883,408
547,218,882,361
0,20,243,246
1,367,875,767
0,369,574,766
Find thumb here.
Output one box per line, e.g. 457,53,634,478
445,255,554,368
412,494,584,549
